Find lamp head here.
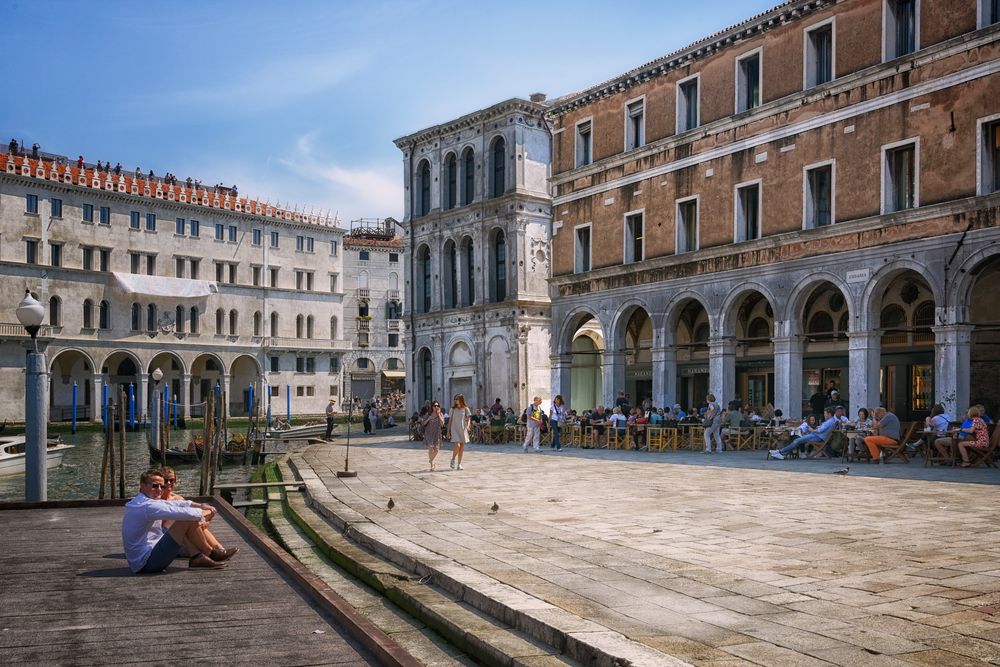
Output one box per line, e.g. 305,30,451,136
152,367,163,383
16,289,44,338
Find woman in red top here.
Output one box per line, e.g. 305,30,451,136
957,406,990,468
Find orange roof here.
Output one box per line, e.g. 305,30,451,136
0,152,336,228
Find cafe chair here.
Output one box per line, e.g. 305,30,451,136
879,423,917,464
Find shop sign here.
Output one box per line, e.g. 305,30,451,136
846,268,871,284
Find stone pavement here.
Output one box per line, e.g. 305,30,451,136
291,433,1000,666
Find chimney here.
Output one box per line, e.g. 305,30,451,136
529,93,547,103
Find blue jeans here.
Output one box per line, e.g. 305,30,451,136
780,433,822,455
550,424,561,449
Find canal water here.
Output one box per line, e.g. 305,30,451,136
0,429,257,501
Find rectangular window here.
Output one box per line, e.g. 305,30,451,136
306,237,314,252
214,223,224,241
980,0,1000,27
83,247,94,271
130,211,140,229
624,211,644,264
190,259,199,280
175,257,186,278
625,99,644,151
735,181,762,242
389,252,399,263
190,219,199,237
677,76,700,133
99,206,111,224
26,194,38,214
306,272,314,291
146,254,155,275
296,235,304,251
330,240,338,255
388,333,399,347
269,267,279,287
329,358,339,374
252,266,261,286
270,385,279,397
130,252,140,274
215,262,224,282
25,239,38,264
296,357,305,373
804,163,834,228
175,218,185,235
805,20,834,88
296,386,304,397
228,264,236,284
883,141,918,212
252,228,262,246
83,203,94,223
359,250,370,261
736,50,762,113
574,225,592,273
357,357,369,369
49,243,62,267
306,358,316,374
270,231,279,248
269,356,279,373
978,117,1000,195
575,119,593,168
228,225,236,242
885,0,918,60
99,248,110,272
676,197,699,254
50,198,62,218
295,270,304,290
329,274,339,292
145,213,156,231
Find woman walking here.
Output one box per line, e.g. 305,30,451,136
550,395,567,451
421,401,445,471
449,394,472,470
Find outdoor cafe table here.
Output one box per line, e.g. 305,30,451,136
923,428,962,466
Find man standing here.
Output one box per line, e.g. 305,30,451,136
523,395,544,452
703,393,724,453
122,469,236,573
324,398,336,440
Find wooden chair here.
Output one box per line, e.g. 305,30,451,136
843,431,873,463
879,422,917,464
805,428,836,458
965,423,1000,468
730,427,755,451
646,426,678,452
923,431,957,467
609,426,628,449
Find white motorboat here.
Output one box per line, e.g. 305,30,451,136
0,435,74,476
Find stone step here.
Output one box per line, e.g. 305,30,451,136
287,458,693,667
273,459,576,667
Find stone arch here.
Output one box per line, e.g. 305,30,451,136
660,290,712,346
719,282,780,338
99,348,143,376
556,305,606,355
229,353,263,376
49,347,97,375
447,335,476,365
859,260,945,331
442,151,458,210
947,247,1000,321
488,134,507,198
784,271,854,336
442,238,458,309
48,348,97,421
147,351,187,376
608,298,655,351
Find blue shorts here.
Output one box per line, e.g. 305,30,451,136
139,531,182,573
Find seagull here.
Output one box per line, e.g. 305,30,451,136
489,502,499,514
834,467,850,476
386,497,395,511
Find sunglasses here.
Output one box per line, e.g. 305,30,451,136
165,479,177,484
147,483,166,489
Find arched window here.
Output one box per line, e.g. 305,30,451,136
228,309,237,335
295,314,304,338
270,311,279,337
880,304,906,329
189,306,199,334
443,240,457,309
83,299,94,329
913,301,935,328
175,305,185,333
358,270,369,289
492,230,506,302
99,301,110,330
146,304,157,332
420,349,433,405
215,308,225,335
419,245,431,313
444,153,457,210
253,311,262,337
306,315,314,339
389,272,398,290
49,296,60,327
463,237,475,307
329,316,338,340
417,160,431,217
462,147,475,206
491,137,506,198
837,312,849,334
358,301,369,318
747,317,770,340
693,323,710,343
130,302,140,331
807,312,834,334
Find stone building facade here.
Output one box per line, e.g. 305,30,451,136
0,149,350,422
340,218,407,403
395,98,553,414
545,0,1000,421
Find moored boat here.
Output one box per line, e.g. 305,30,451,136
147,441,199,465
0,435,74,476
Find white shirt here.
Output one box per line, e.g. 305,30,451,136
122,493,203,573
609,413,627,428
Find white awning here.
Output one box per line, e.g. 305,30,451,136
112,272,218,298
381,370,406,378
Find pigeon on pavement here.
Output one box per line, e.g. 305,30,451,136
834,467,850,476
386,497,395,511
489,502,499,514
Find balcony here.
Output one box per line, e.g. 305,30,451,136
358,288,370,299
0,323,55,338
387,289,400,301
387,319,401,331
263,336,352,351
357,319,371,332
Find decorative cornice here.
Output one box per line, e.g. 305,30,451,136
393,98,550,149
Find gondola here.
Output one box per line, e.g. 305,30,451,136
147,441,199,465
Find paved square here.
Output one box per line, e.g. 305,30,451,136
296,435,1000,666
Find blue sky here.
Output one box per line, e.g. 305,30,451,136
2,0,776,223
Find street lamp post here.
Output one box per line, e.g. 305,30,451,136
151,367,163,459
16,290,47,502
336,395,358,478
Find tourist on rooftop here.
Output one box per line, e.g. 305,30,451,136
186,176,193,188
135,166,141,178
8,138,18,155
114,162,122,175
231,184,238,196
31,143,39,158
77,155,84,169
96,160,103,171
148,169,154,180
